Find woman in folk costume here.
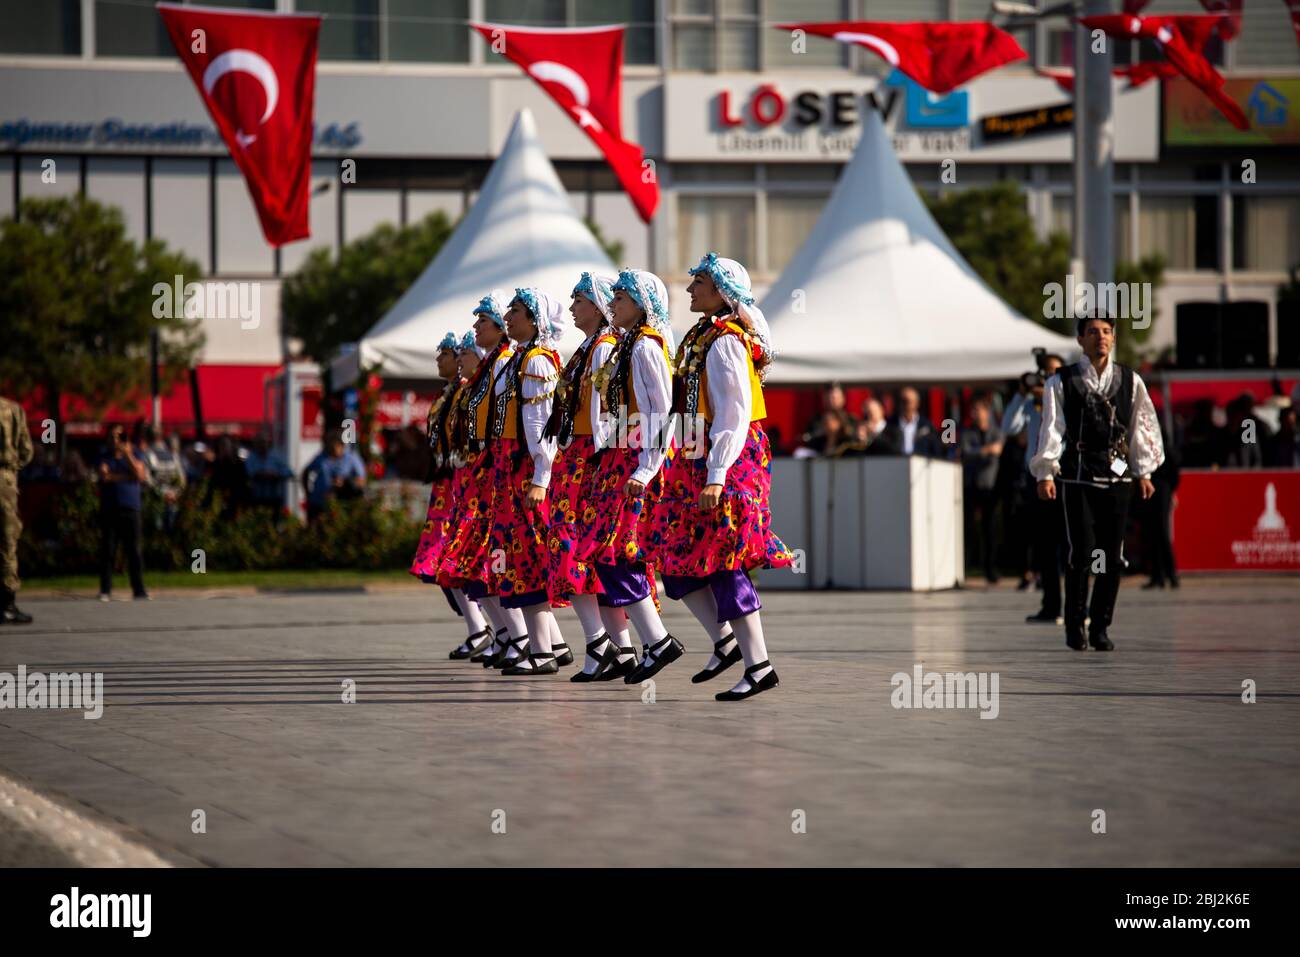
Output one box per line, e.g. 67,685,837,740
433,298,526,663
409,330,492,659
574,268,684,684
650,253,794,702
472,286,574,675
543,273,639,681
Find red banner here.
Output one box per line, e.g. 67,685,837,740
1174,470,1300,571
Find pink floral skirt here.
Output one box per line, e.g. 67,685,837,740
646,423,794,577
428,451,494,587
546,434,603,600
572,445,663,568
408,472,455,583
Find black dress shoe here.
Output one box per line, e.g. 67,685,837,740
471,628,508,663
625,634,684,684
1169,575,1180,589
450,626,494,660
691,634,742,683
1025,609,1063,624
1089,630,1115,651
715,661,780,702
502,652,559,675
552,641,575,667
594,646,638,681
485,633,528,669
570,634,614,683
1,604,33,625
1066,627,1087,651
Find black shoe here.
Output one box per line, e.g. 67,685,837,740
1169,575,1180,590
594,644,638,682
691,633,742,683
1089,630,1115,652
715,661,780,702
502,652,559,676
450,626,494,660
1016,578,1032,592
552,641,575,667
1,603,33,625
1025,610,1063,625
1141,580,1165,590
570,634,615,683
1066,626,1087,651
624,634,684,684
471,628,509,663
485,633,528,670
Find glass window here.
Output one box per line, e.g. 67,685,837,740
0,156,13,221
1234,0,1300,67
765,0,844,71
216,159,275,275
19,154,79,201
673,0,713,14
674,23,714,70
388,0,469,63
677,195,755,271
0,0,81,55
767,193,825,275
576,1,656,66
86,158,147,245
673,163,756,183
1049,195,1131,259
1233,196,1300,273
1138,195,1195,270
765,164,840,184
485,0,566,25
719,22,758,71
298,0,380,61
152,159,211,271
280,160,341,274
95,0,172,57
343,189,402,244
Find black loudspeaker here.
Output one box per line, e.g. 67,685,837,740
1176,301,1221,369
1278,298,1300,369
1220,301,1269,369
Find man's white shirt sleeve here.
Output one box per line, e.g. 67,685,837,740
1029,374,1065,481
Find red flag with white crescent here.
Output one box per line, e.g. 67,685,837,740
157,3,320,246
1080,13,1248,130
776,21,1027,94
472,22,658,223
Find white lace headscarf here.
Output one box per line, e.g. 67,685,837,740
511,287,569,351
688,252,773,379
611,268,675,354
572,272,617,327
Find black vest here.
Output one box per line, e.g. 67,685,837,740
1059,362,1134,483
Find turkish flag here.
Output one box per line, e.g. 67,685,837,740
776,21,1027,94
157,3,320,246
473,23,657,223
1287,1,1300,50
1080,14,1248,130
1037,15,1225,92
1198,1,1242,40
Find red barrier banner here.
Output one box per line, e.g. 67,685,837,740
1174,469,1300,571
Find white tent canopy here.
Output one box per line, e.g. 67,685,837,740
761,109,1078,384
331,108,614,383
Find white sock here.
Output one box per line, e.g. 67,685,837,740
623,595,668,646
571,594,605,641
599,606,634,653
522,603,555,658
727,611,773,693
678,587,737,668
493,603,526,640
452,589,488,637
478,596,506,635
548,613,567,652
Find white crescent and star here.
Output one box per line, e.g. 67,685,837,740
832,31,900,67
527,60,603,132
203,49,279,149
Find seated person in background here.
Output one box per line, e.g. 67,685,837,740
301,429,366,521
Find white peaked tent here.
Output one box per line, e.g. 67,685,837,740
331,108,615,382
761,110,1078,384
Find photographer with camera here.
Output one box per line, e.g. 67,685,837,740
1002,352,1066,624
1031,316,1164,653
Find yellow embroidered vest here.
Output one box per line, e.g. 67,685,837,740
574,332,618,436
470,345,515,443
680,319,766,423
499,345,562,440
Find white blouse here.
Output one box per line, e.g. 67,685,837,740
493,349,558,488
628,336,673,486
703,333,753,487
587,335,616,448
1030,356,1165,482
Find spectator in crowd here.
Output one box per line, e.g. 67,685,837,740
137,424,186,533
1265,406,1298,467
835,399,888,457
1181,399,1223,468
97,424,149,601
1221,393,1267,469
813,409,853,457
206,435,249,518
1142,424,1181,590
245,432,293,515
880,386,945,458
301,429,366,522
21,445,62,483
801,382,856,453
1002,354,1066,622
961,399,1005,583
1,394,35,625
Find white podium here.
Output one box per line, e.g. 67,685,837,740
752,456,964,592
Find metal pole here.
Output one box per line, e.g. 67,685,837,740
1080,0,1115,292
150,328,161,431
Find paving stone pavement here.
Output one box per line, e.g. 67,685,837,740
0,580,1297,867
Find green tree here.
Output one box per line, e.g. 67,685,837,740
0,196,204,447
282,210,628,369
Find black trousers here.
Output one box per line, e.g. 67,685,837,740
1032,491,1063,616
965,486,1000,580
100,506,146,596
1144,482,1178,585
1060,481,1132,636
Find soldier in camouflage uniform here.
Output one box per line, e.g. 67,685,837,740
0,395,35,625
